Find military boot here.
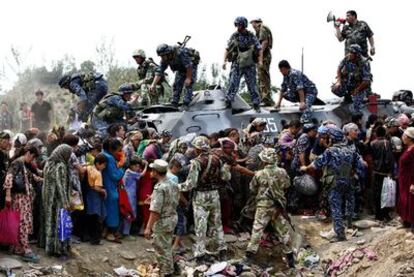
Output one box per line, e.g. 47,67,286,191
286,252,295,268
253,104,261,113
219,249,227,261
347,217,353,229
225,100,232,109
242,251,254,266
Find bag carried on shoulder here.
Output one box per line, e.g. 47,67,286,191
381,177,396,208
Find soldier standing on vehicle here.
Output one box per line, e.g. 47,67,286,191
179,136,231,263
131,49,163,106
334,10,375,58
59,71,108,122
243,148,295,269
223,16,263,113
150,43,200,109
250,18,274,106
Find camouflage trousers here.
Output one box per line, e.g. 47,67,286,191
226,63,261,105
284,89,317,123
246,205,292,254
258,53,273,106
332,84,367,115
193,190,227,258
328,186,355,237
172,64,198,105
140,85,160,107
89,114,109,138
152,217,177,275
78,79,108,122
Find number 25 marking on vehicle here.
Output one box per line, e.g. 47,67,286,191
263,118,277,133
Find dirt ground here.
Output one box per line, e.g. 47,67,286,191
1,215,414,277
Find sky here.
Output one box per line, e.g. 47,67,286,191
0,0,413,99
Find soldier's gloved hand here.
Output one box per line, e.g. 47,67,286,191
222,62,227,70
370,47,375,56
299,102,306,111
149,84,156,93
184,78,192,87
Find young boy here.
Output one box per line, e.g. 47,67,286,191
121,156,147,239
167,159,187,253
85,153,107,245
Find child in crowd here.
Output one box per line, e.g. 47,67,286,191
85,153,107,245
167,159,187,253
121,156,147,239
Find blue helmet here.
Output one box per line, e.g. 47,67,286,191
327,126,344,142
349,44,362,55
156,44,173,56
234,16,248,28
58,74,72,88
118,83,134,95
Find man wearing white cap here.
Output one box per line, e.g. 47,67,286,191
144,159,179,276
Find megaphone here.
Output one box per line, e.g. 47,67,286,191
327,11,346,26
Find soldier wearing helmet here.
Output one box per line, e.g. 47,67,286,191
332,43,372,115
250,18,274,106
178,136,231,263
150,43,200,109
301,125,364,242
90,83,134,137
58,71,108,122
223,16,263,113
131,49,165,106
243,147,294,268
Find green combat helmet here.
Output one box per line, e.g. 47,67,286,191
192,136,210,151
258,147,278,164
132,49,146,58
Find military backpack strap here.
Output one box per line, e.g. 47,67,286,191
200,154,213,182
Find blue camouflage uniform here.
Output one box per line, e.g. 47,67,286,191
281,69,318,122
155,47,198,105
334,57,372,114
68,73,108,122
291,133,313,173
226,31,262,105
90,94,131,137
311,138,362,237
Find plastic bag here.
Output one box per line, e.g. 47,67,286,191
0,206,20,245
57,209,73,242
381,177,396,208
70,190,84,211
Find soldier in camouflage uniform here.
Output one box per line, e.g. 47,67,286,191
145,159,179,276
179,136,231,262
251,18,274,106
150,44,200,108
90,84,133,137
223,16,263,112
331,44,372,114
301,126,363,242
59,72,108,122
243,148,295,268
335,10,375,58
276,60,318,123
131,49,163,106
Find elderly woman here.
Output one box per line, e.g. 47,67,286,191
4,145,40,262
39,144,73,256
397,127,414,231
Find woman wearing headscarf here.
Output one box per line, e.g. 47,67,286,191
39,144,73,256
4,145,40,262
397,127,414,232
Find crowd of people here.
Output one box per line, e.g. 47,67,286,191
0,109,414,275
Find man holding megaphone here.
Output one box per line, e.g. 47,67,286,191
331,10,375,58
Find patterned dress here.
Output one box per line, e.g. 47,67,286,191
3,158,34,254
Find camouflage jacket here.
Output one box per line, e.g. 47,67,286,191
338,57,372,91
179,152,231,192
69,72,104,101
341,20,373,57
93,93,131,123
131,60,158,90
256,24,273,54
150,177,179,221
250,164,290,208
